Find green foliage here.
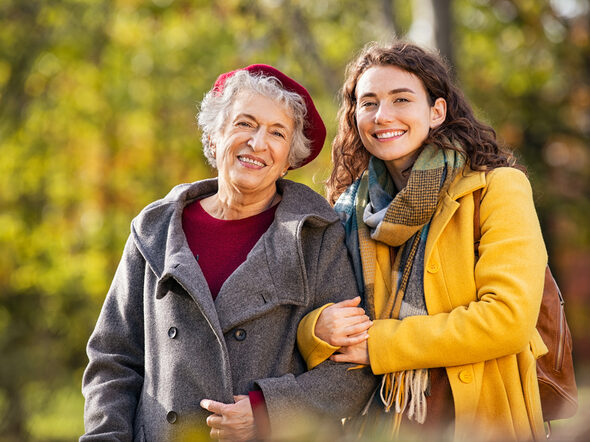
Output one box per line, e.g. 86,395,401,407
0,0,588,439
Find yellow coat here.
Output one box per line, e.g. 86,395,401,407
298,167,549,441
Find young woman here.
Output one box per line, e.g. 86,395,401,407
297,42,548,441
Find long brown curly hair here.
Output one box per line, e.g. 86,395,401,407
327,41,519,204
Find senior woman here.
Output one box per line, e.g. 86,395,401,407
81,64,377,441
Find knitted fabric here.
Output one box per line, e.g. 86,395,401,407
334,145,465,430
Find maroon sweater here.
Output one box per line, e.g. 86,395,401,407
182,199,275,435
182,199,277,299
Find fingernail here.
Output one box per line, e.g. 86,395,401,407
200,400,209,408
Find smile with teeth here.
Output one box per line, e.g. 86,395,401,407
374,130,406,139
238,155,266,167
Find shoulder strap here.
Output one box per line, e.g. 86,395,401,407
473,177,577,423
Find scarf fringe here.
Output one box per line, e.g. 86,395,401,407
380,368,429,432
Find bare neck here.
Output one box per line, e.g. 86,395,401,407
385,162,412,191
200,183,280,220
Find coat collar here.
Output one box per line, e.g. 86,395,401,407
447,168,486,200
425,168,486,267
212,179,339,332
130,178,337,279
130,178,338,332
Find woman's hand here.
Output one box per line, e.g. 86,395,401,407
201,395,256,441
330,339,370,365
315,296,372,346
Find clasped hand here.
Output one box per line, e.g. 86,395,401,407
201,395,255,441
315,296,372,365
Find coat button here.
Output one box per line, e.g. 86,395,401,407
234,329,247,341
168,327,178,339
427,262,439,273
166,410,177,424
459,370,473,384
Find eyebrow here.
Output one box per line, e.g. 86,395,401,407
358,87,416,99
235,113,289,129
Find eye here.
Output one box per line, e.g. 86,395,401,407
360,101,377,108
236,120,253,128
394,97,410,103
272,130,286,139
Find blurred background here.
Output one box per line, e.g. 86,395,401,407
0,0,588,440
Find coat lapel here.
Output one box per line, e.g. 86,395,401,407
156,211,225,339
136,178,335,337
214,179,335,333
133,178,225,338
214,208,308,333
425,170,485,266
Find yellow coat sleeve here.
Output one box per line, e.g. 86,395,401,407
296,303,340,369
368,168,548,375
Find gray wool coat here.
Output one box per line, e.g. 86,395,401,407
81,178,377,441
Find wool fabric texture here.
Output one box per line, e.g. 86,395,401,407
334,145,465,431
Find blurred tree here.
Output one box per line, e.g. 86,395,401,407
454,0,590,360
0,0,588,440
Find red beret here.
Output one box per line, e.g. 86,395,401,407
212,64,326,169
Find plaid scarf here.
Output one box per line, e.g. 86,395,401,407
334,145,465,430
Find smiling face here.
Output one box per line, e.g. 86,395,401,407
214,91,293,199
355,65,446,179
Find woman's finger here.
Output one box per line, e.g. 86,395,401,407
344,320,372,335
330,341,370,365
342,307,368,318
326,315,371,335
316,304,369,345
316,315,371,346
331,331,369,347
210,427,224,439
344,330,370,345
325,306,366,319
206,414,223,428
201,399,226,415
331,296,361,308
322,312,369,330
340,314,371,327
330,352,350,363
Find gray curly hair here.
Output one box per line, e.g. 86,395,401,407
197,70,311,169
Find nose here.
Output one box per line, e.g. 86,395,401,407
374,102,394,125
247,129,266,151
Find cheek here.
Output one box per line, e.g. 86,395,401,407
276,144,291,166
216,140,236,166
356,115,369,137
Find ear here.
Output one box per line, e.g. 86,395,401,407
429,97,447,129
208,136,216,158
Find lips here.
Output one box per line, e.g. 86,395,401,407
237,154,266,167
374,130,406,139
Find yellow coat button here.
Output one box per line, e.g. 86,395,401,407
427,262,439,273
459,370,473,384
